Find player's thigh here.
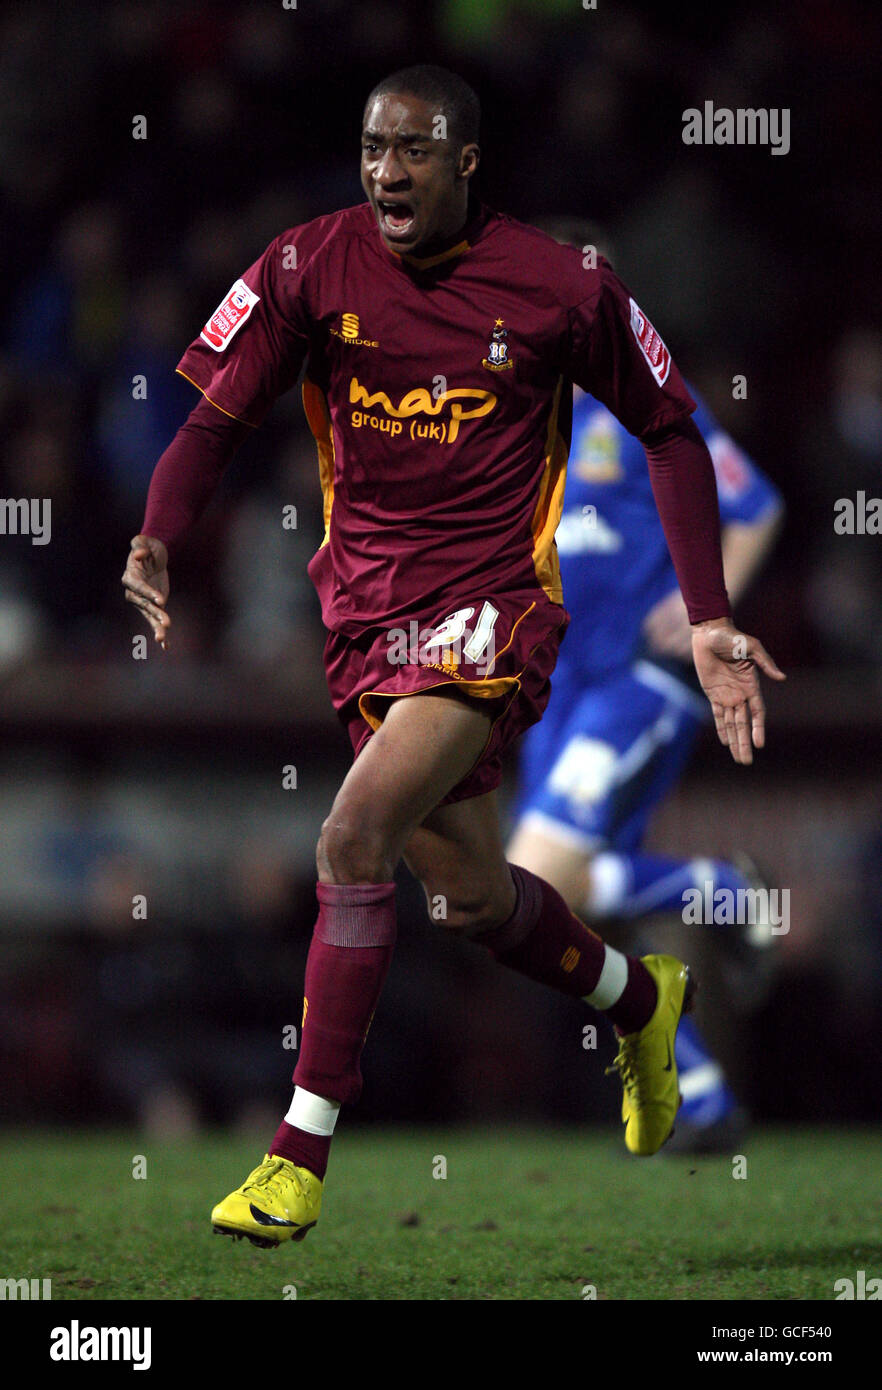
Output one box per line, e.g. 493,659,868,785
319,688,495,874
403,789,516,933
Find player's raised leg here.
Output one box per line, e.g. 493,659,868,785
506,676,770,1145
506,819,742,1144
404,791,694,1157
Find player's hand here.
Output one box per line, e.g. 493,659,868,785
643,589,693,662
122,534,171,650
691,617,785,765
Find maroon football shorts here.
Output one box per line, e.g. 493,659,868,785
322,589,570,804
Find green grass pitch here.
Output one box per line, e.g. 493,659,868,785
3,1126,880,1301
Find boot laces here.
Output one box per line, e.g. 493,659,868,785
243,1156,301,1201
606,1037,648,1109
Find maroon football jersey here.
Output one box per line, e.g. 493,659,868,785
176,201,696,636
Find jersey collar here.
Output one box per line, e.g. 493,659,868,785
380,198,489,271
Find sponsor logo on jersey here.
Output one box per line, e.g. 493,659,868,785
482,317,514,372
349,377,497,444
628,298,671,386
330,311,379,348
200,279,260,351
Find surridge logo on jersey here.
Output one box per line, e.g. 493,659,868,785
331,312,379,348
349,376,497,444
200,279,260,352
628,298,671,386
482,317,514,372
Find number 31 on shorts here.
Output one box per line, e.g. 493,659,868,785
424,602,499,663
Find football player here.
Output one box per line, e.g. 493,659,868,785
507,221,784,1148
123,66,783,1245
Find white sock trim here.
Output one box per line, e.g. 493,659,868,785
587,852,629,917
285,1087,341,1137
678,1062,725,1101
584,945,629,1010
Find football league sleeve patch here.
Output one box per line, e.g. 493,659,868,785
567,262,696,441
177,230,311,427
199,279,260,352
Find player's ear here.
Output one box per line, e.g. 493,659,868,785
457,142,480,182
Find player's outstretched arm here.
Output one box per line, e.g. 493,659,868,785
122,535,170,650
691,616,785,765
643,508,785,663
120,396,252,652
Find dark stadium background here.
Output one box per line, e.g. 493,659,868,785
1,0,880,1138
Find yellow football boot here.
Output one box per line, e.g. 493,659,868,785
607,954,696,1156
211,1154,322,1248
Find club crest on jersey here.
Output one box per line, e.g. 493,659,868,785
482,317,514,372
200,279,260,352
628,298,671,386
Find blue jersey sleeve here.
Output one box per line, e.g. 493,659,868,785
690,389,782,525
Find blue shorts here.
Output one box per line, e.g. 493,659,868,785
512,659,709,852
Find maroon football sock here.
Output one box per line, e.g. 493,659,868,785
269,881,397,1176
474,864,657,1033
269,1123,333,1181
608,957,659,1035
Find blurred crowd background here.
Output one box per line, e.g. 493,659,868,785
1,0,881,1134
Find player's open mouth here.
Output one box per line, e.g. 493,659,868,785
377,201,416,237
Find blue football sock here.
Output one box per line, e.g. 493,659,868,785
590,850,750,921
675,1014,738,1124
675,1012,716,1071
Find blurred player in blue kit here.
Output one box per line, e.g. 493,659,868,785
508,222,784,1149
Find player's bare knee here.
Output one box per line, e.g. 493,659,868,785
317,815,395,885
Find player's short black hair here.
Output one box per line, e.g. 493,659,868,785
364,65,481,152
